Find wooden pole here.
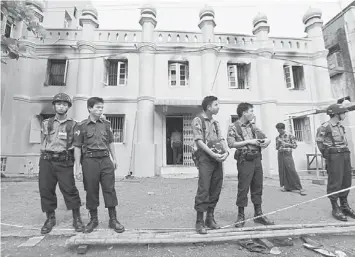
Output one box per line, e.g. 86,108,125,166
65,226,355,246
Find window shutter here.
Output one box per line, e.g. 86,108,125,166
103,59,108,85
303,117,312,143
29,116,41,144
283,65,294,89
123,116,127,144
245,64,251,89
286,115,294,135
63,59,69,85
44,60,51,86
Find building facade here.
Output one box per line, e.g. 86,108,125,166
1,1,337,177
323,0,355,168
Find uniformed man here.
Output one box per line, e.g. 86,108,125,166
39,93,84,234
316,103,355,221
73,97,125,233
191,96,229,234
227,102,274,227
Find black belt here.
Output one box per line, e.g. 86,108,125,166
327,147,349,154
41,151,73,161
84,150,110,158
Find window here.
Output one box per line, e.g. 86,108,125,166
4,21,12,38
327,44,344,77
104,115,126,143
283,65,305,90
168,62,189,86
231,115,238,123
287,117,311,142
45,59,69,86
1,157,7,173
227,63,251,89
103,59,128,86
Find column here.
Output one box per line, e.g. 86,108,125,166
73,6,99,121
133,5,157,177
198,6,217,96
303,8,333,102
253,13,278,175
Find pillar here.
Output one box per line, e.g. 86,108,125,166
253,13,278,175
133,5,157,177
198,6,217,96
73,5,99,121
303,8,333,102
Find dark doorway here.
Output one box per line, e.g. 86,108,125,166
166,116,183,165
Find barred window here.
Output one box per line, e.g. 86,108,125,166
1,157,7,172
104,115,126,143
292,117,311,142
103,59,128,86
228,63,250,89
46,59,69,86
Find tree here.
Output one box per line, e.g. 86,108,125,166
1,1,46,63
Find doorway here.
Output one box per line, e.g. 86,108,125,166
166,116,183,165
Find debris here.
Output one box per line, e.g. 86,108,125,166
300,235,323,247
237,239,269,254
108,246,113,250
77,245,88,254
18,236,44,247
335,250,348,257
270,247,282,255
147,192,154,195
269,237,294,247
303,243,337,257
255,238,282,255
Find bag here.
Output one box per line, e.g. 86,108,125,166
244,151,260,161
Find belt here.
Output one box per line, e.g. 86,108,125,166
278,149,293,152
327,147,349,154
84,150,110,158
41,151,73,161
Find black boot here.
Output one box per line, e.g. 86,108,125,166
205,208,219,229
84,209,99,233
331,200,347,221
235,207,245,228
195,211,207,234
41,211,56,234
108,207,125,233
254,204,274,226
72,208,84,232
340,198,355,219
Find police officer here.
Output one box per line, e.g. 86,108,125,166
191,96,229,234
227,102,274,227
39,93,84,234
316,103,355,221
73,97,125,233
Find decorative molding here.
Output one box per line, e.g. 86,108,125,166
135,42,157,51
13,95,335,107
139,16,157,28
77,40,97,52
252,25,270,35
311,49,329,59
79,16,99,28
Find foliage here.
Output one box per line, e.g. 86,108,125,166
1,1,46,62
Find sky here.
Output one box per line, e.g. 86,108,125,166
87,0,353,38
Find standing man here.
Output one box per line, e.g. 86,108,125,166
39,93,84,234
316,103,355,221
191,96,229,234
171,128,183,164
74,97,125,233
275,122,306,195
227,102,274,228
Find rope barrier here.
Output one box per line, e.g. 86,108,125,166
1,185,355,232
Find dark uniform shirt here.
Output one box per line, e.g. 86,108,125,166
316,120,348,150
227,120,266,151
191,113,224,151
73,116,114,150
41,117,76,152
276,133,297,151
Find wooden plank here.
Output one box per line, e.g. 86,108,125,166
65,225,355,246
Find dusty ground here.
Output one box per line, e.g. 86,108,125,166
1,176,355,256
